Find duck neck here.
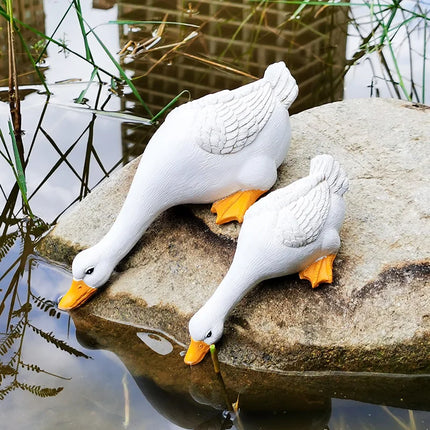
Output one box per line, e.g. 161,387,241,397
204,261,260,322
99,169,173,266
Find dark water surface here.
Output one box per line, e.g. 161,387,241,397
1,1,429,429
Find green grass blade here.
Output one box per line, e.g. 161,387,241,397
73,0,92,61
15,29,50,94
7,122,34,218
386,36,410,100
87,28,152,116
376,4,411,101
69,5,152,115
8,121,26,198
150,90,191,124
0,6,118,81
75,67,99,104
220,0,267,59
6,0,12,23
290,0,310,21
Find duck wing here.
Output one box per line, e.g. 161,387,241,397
246,175,330,248
194,80,275,155
278,178,330,248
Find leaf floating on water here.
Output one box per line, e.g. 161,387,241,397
50,103,153,125
54,78,82,84
136,332,173,356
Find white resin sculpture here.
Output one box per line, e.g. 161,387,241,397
58,62,298,310
184,155,349,365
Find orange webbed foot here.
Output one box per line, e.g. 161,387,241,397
211,189,267,224
299,254,336,288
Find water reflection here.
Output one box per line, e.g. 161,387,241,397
136,331,174,355
0,85,126,225
0,218,90,402
0,0,46,87
70,310,430,430
0,1,429,428
72,311,333,429
118,0,347,112
117,0,348,155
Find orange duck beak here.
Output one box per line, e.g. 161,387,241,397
58,279,97,310
184,338,210,365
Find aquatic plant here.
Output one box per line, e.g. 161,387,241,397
0,1,197,121
0,219,90,402
0,122,34,220
210,344,244,429
248,0,430,103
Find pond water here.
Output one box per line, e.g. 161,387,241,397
0,1,429,429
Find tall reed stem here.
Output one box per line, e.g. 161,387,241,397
5,1,34,218
6,0,22,143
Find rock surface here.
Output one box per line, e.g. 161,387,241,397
39,98,430,373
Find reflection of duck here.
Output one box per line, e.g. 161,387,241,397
58,62,298,310
71,309,332,429
185,155,349,365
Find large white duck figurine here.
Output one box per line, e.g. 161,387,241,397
184,154,349,365
58,62,298,310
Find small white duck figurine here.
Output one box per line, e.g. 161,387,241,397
184,154,349,365
58,62,298,310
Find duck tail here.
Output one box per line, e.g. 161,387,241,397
263,62,298,110
310,154,349,196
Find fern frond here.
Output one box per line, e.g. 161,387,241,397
0,231,18,261
28,324,91,359
32,295,61,319
17,381,63,398
0,382,17,400
0,363,16,383
19,361,71,380
0,322,23,356
11,302,32,318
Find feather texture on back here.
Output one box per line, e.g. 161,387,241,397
245,154,349,248
194,81,275,154
192,61,298,155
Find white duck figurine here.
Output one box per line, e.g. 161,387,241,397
58,62,298,310
184,154,349,365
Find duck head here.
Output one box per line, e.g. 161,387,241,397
184,309,224,365
58,246,113,310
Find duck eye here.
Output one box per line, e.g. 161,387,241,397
85,267,94,275
206,331,212,339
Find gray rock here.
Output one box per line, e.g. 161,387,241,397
39,98,430,373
